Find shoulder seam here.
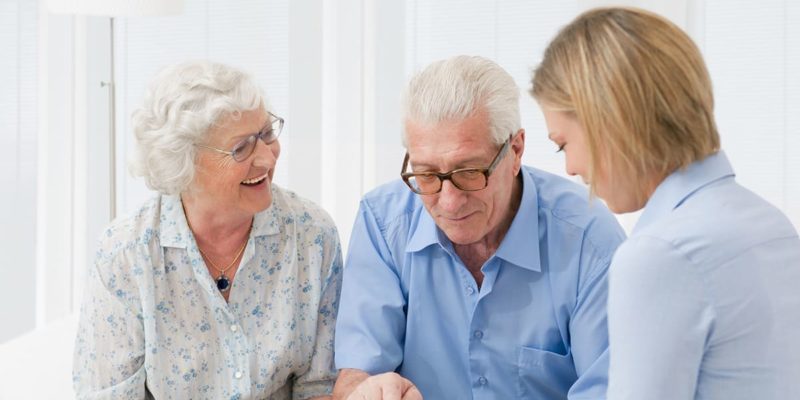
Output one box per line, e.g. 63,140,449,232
543,204,618,264
622,234,717,323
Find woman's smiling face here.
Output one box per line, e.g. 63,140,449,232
190,109,281,216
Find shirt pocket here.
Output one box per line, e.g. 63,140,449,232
517,346,577,400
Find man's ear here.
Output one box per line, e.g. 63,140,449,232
512,129,525,174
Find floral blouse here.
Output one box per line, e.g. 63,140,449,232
73,186,343,400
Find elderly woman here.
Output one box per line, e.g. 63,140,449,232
73,61,343,399
531,7,800,400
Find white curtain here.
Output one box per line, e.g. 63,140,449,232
704,0,800,227
0,0,38,343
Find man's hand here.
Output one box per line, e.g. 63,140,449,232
334,369,422,400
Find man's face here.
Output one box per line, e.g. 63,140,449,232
405,110,524,245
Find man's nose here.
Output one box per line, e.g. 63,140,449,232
437,179,467,211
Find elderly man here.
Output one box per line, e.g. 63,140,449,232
333,55,625,400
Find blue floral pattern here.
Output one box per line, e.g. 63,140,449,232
73,185,343,399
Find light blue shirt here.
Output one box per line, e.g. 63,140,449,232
335,166,626,399
607,151,800,399
73,186,343,399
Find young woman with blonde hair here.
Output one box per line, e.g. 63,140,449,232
531,7,800,399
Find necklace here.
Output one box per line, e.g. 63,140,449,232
189,220,252,293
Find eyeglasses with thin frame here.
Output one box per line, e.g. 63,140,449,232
401,135,512,195
196,111,284,162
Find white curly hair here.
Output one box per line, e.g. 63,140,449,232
129,60,267,195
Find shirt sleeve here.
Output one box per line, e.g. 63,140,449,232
293,228,344,399
606,235,711,400
73,251,147,400
334,200,407,374
566,238,613,399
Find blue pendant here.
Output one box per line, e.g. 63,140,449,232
216,274,231,292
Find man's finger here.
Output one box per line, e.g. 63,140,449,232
380,382,404,400
401,383,423,400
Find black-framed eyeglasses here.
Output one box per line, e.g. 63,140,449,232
401,135,512,195
196,111,284,162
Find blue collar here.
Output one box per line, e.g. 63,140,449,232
406,170,542,272
633,151,736,234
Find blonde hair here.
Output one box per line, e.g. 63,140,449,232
531,7,719,202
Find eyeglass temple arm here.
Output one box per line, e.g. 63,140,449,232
196,143,234,156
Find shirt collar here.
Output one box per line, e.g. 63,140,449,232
633,150,735,234
159,194,190,248
494,171,542,272
159,190,282,249
405,205,441,253
406,170,542,272
250,189,283,237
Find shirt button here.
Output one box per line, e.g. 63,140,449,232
230,324,238,332
473,330,483,339
478,376,488,386
466,286,475,295
234,370,243,379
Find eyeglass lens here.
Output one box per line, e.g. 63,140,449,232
408,170,486,193
230,119,281,162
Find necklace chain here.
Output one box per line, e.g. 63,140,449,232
186,216,252,276
196,234,249,275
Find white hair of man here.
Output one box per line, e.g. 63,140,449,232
402,55,521,146
130,61,266,195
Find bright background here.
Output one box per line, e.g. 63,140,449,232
1,0,798,397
